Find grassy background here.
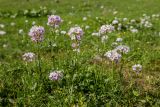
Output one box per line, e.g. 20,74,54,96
0,0,160,17
0,0,160,106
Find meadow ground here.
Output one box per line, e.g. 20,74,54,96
0,0,160,106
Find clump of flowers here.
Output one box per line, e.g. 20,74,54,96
32,21,36,26
112,19,119,25
92,32,99,36
60,30,66,35
47,15,62,28
104,50,122,63
116,37,123,42
22,52,36,62
28,25,45,42
19,29,24,35
99,24,115,35
68,26,83,40
0,30,6,36
132,64,142,73
140,18,153,28
0,24,5,28
99,24,114,43
68,26,83,52
49,70,63,81
123,18,128,22
82,17,87,21
130,28,138,33
115,45,130,54
10,22,16,26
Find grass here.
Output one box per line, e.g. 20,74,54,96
0,0,160,106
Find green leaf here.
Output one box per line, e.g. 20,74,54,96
133,90,139,96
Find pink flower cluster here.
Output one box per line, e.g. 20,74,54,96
99,24,114,35
47,15,62,28
104,50,122,63
22,52,36,62
68,26,83,40
68,26,83,52
115,45,130,54
132,64,142,73
49,71,63,81
28,25,45,42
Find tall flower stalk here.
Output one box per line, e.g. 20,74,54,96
68,26,84,67
47,15,62,45
47,15,62,68
99,24,115,56
104,50,122,79
67,26,83,99
37,42,42,78
68,26,83,53
47,15,62,43
28,25,45,81
99,24,114,43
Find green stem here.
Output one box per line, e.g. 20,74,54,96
119,62,123,84
112,61,114,79
37,42,42,81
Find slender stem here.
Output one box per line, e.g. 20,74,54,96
37,42,42,81
119,62,123,84
51,28,56,68
112,61,114,79
119,54,124,83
